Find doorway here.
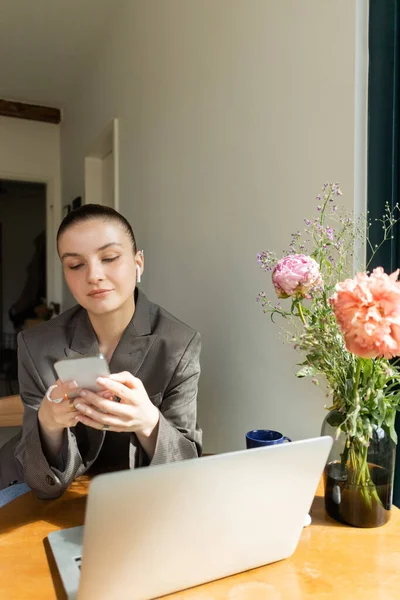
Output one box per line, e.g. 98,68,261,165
0,179,47,397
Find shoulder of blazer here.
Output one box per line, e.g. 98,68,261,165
148,299,199,343
17,304,83,349
135,288,199,342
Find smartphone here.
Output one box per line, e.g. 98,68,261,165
54,354,110,398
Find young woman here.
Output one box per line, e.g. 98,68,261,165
0,204,202,499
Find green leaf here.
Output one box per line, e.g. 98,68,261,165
296,365,317,378
386,409,398,445
345,379,353,396
361,359,373,382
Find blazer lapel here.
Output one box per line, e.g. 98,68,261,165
64,309,99,359
63,290,158,375
109,289,157,375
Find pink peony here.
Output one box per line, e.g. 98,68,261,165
272,254,323,299
330,267,400,359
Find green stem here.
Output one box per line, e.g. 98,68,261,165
356,445,370,486
319,189,331,225
298,303,307,326
339,359,383,510
340,436,351,472
348,442,382,509
353,357,362,400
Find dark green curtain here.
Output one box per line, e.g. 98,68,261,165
367,0,400,506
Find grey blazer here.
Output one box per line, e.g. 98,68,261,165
0,289,202,498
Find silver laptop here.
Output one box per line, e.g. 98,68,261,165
48,436,332,600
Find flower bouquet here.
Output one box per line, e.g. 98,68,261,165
257,183,400,527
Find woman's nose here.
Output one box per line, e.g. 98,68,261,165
87,261,105,282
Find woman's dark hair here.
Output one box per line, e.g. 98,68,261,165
57,204,137,253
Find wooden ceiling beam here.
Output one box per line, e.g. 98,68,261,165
0,99,61,124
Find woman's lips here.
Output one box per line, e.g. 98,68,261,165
88,289,113,298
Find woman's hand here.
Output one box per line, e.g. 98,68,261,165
72,372,160,459
38,379,80,433
73,372,160,437
38,379,82,463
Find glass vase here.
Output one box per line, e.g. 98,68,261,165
321,410,396,528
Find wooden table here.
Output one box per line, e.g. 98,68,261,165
0,478,399,600
0,394,23,427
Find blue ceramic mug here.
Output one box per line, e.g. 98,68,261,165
246,429,292,449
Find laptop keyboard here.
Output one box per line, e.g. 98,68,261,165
74,556,82,570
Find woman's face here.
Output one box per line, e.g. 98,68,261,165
58,218,142,316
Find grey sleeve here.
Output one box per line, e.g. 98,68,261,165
14,332,85,499
130,332,203,468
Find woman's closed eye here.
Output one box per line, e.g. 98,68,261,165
102,255,120,263
67,256,120,270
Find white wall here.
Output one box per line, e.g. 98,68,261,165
0,116,62,308
61,0,364,453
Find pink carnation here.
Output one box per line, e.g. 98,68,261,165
272,254,323,299
330,267,400,359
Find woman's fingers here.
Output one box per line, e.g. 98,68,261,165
70,373,153,433
75,407,125,431
74,390,132,418
47,379,79,402
62,380,80,396
101,371,143,390
96,375,143,402
96,377,126,398
75,414,106,430
98,389,113,399
69,413,80,427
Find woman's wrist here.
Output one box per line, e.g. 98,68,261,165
136,408,160,460
138,406,160,438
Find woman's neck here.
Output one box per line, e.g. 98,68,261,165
88,295,135,363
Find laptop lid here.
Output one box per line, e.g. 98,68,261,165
77,436,332,600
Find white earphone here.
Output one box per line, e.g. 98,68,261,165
136,249,143,283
